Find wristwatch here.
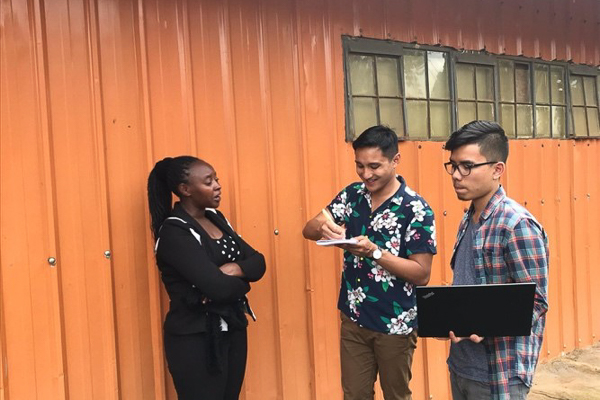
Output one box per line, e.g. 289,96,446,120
372,246,383,260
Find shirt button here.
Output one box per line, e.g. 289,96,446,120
360,257,364,261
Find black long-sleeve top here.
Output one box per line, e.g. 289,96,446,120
155,202,266,334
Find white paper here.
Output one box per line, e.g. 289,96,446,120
316,238,358,246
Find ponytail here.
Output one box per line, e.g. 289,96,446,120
147,155,200,239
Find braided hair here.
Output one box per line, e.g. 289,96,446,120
147,155,201,239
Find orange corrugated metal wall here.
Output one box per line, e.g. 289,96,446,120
1,0,599,399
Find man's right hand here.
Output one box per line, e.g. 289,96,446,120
449,331,484,343
302,208,346,241
320,218,346,240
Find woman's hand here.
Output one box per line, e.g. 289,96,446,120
219,263,245,278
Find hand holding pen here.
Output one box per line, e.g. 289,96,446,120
320,208,346,240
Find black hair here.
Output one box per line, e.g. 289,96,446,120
352,125,399,160
444,120,509,163
147,155,202,238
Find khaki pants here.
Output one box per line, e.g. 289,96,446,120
340,313,418,400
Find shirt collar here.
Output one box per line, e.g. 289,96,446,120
467,185,506,222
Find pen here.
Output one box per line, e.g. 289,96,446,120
321,208,348,240
322,208,335,224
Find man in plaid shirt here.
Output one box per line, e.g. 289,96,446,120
443,121,549,399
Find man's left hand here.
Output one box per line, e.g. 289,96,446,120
449,331,484,343
339,235,377,258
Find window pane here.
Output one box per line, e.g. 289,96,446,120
477,103,495,121
428,51,450,99
499,60,515,102
406,100,428,138
349,55,376,96
430,101,451,138
456,64,475,100
570,76,585,106
572,107,587,136
584,77,597,106
535,64,550,104
588,108,600,136
517,104,533,137
476,66,494,101
353,97,378,138
500,104,516,137
536,106,551,137
404,50,427,99
552,106,566,138
550,66,565,105
458,102,476,127
380,99,404,135
515,63,531,103
376,57,401,97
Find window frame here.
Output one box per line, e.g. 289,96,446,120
453,52,498,130
401,45,455,139
494,56,571,138
343,37,404,141
343,36,598,141
568,64,600,138
343,36,455,141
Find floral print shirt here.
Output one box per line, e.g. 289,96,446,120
327,176,437,334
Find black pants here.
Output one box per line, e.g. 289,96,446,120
164,329,248,400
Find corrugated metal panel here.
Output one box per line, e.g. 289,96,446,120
1,0,599,399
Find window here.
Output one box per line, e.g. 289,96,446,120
348,54,404,138
344,37,452,140
343,36,599,141
534,65,567,138
403,50,451,139
569,69,600,137
498,60,533,138
456,63,495,128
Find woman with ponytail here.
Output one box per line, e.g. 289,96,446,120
147,156,266,400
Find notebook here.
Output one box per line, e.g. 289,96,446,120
415,282,536,338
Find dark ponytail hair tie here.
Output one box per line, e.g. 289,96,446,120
147,155,202,239
154,157,174,182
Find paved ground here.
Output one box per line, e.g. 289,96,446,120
530,342,600,400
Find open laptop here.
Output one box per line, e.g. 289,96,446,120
415,282,536,338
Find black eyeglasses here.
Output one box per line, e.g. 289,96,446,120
444,161,498,176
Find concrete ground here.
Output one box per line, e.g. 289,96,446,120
530,342,600,400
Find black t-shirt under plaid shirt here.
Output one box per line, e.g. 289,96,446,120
327,175,437,334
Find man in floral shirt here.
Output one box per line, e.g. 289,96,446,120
303,125,437,400
443,121,549,400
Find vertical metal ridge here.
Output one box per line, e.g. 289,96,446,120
30,0,69,397
291,0,319,396
177,0,197,153
217,0,242,227
550,140,565,358
0,305,7,400
81,0,120,396
567,141,581,350
254,1,285,397
322,0,341,201
134,0,166,398
580,139,598,346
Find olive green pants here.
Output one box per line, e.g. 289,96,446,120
340,313,418,400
